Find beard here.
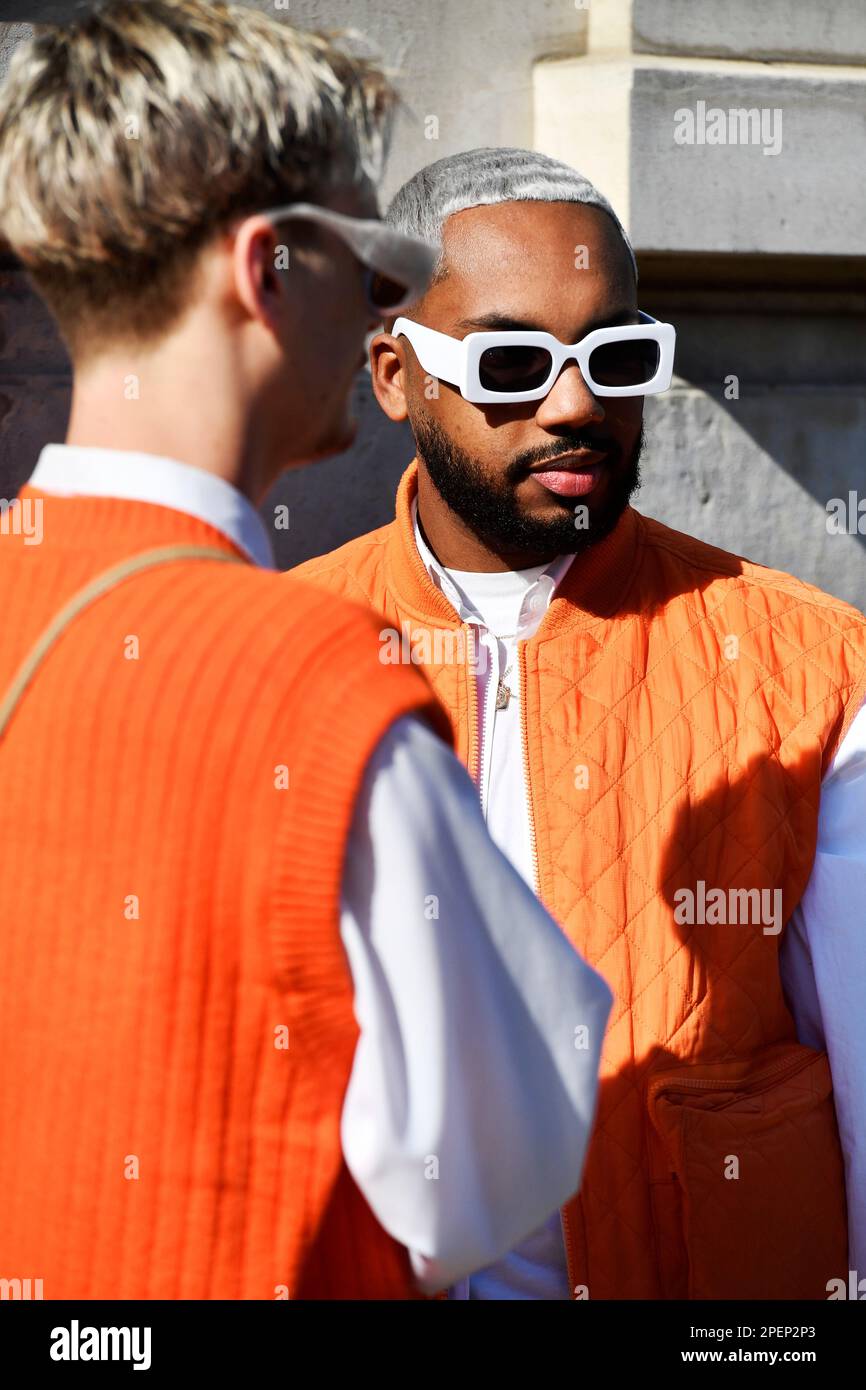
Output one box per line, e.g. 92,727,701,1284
410,410,645,560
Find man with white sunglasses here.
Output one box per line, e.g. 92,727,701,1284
294,145,866,1301
0,12,613,1301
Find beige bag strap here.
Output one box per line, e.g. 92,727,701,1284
0,544,245,739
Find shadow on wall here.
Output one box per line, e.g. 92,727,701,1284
637,385,866,607
0,257,72,498
263,369,416,570
0,2,92,18
630,287,866,612
709,388,866,562
664,298,866,553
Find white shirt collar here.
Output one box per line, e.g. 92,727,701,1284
29,444,275,570
411,495,574,635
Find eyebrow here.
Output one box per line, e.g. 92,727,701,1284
451,307,639,336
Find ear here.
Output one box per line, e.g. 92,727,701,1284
369,330,410,422
231,215,286,331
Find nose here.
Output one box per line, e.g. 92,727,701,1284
535,361,604,430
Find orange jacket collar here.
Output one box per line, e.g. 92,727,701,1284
384,458,645,635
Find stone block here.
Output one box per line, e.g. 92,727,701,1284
633,0,866,66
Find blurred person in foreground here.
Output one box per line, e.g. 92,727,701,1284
0,9,612,1300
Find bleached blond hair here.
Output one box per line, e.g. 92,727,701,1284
385,146,638,296
0,0,399,355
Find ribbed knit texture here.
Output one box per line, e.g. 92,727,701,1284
294,459,866,1299
0,486,445,1299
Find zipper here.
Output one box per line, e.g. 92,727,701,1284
476,629,491,814
518,642,541,892
647,1047,818,1107
465,623,481,789
519,641,577,1295
468,624,500,816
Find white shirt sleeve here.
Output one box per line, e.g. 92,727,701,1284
780,697,866,1273
338,714,613,1295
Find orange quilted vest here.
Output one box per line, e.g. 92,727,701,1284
293,459,866,1300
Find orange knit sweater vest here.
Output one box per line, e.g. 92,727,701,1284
294,460,866,1300
0,485,447,1300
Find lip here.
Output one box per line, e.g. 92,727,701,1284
529,448,609,473
528,448,608,498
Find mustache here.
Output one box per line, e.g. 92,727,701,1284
506,435,620,482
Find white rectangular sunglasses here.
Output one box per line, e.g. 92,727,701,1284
392,310,676,402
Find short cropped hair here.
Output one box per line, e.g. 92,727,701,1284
0,0,398,357
385,145,637,299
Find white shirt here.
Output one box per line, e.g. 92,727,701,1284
417,539,576,892
27,445,614,1296
413,498,866,1298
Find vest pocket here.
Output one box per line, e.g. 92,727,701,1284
646,1043,848,1300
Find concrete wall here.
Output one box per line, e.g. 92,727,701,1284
1,1,864,610
632,0,866,66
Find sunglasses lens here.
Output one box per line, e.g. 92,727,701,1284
478,344,554,393
587,338,660,388
366,270,411,311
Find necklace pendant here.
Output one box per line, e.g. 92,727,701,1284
495,679,512,710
